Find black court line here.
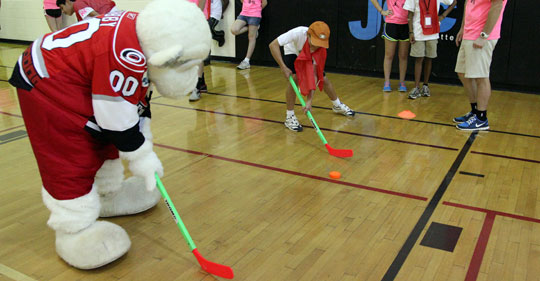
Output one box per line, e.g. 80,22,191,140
0,130,27,144
459,171,485,178
381,132,478,281
0,65,14,68
152,102,459,151
206,91,540,139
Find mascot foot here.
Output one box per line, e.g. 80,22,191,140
100,176,162,217
56,221,131,269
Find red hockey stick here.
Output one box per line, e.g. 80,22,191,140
155,174,234,279
289,76,353,158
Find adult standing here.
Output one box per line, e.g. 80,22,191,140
453,0,507,130
370,0,410,92
44,0,64,32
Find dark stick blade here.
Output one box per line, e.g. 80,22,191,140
325,144,353,158
193,249,234,279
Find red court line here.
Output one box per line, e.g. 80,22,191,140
0,111,22,118
470,151,540,164
464,212,495,281
443,201,540,223
154,143,428,201
0,124,24,134
444,201,540,281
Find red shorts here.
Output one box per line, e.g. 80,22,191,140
17,88,118,200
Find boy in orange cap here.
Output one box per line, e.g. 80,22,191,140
269,21,355,132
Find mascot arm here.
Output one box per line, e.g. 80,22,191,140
119,139,163,191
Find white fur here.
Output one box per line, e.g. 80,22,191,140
119,140,163,191
42,186,100,234
95,158,125,196
56,221,131,269
100,176,162,217
139,116,153,141
136,0,211,98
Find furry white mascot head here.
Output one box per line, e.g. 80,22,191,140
136,0,211,98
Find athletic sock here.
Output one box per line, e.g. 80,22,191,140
243,58,250,63
331,98,341,107
286,110,295,118
471,103,478,115
476,110,487,121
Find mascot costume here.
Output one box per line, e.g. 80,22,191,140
9,0,211,269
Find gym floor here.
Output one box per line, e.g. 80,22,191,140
1,42,540,281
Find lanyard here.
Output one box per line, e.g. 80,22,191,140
422,0,432,11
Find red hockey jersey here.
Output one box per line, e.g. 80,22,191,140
10,11,150,151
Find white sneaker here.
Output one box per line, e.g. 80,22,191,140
284,115,303,132
408,87,421,99
189,88,201,101
332,103,355,116
237,60,250,70
421,84,431,97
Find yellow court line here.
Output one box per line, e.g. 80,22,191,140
0,263,37,281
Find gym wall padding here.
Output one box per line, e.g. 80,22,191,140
233,0,540,93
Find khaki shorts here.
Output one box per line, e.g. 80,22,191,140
455,39,498,78
410,39,438,58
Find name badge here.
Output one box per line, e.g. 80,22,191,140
424,14,432,28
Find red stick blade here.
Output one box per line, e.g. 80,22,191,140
193,249,234,279
325,144,353,158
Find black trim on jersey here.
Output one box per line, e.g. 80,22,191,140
101,122,145,152
9,61,33,91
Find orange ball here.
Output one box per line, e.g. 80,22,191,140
329,171,341,179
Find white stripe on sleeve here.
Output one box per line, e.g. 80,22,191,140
92,94,139,132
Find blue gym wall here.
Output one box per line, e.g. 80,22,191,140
233,0,540,93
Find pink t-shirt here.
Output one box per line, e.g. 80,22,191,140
43,0,58,10
186,0,210,19
240,0,263,18
464,0,507,40
385,0,409,24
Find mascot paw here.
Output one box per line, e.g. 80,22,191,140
55,221,131,269
100,176,162,217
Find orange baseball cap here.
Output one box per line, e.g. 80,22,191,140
308,21,330,49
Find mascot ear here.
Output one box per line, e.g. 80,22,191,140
148,45,184,67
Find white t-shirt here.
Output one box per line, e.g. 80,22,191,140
277,26,309,56
403,0,454,41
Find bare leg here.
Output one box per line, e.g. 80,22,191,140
322,76,338,101
45,15,59,32
383,39,397,83
245,25,258,59
55,16,63,31
475,78,491,111
230,19,248,35
286,75,297,111
197,62,204,78
423,58,432,84
457,72,477,103
398,40,410,83
414,57,424,88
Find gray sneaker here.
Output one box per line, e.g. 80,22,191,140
408,87,421,99
284,115,303,132
421,84,431,97
189,88,201,102
237,60,250,70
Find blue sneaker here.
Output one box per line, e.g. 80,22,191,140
456,115,489,131
383,81,391,92
398,82,407,92
453,111,474,123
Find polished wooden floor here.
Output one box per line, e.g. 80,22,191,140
1,41,540,281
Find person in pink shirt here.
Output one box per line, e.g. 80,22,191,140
56,0,117,21
230,0,268,70
453,0,507,131
44,0,63,32
370,0,410,92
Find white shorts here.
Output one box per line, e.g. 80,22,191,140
455,39,498,78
